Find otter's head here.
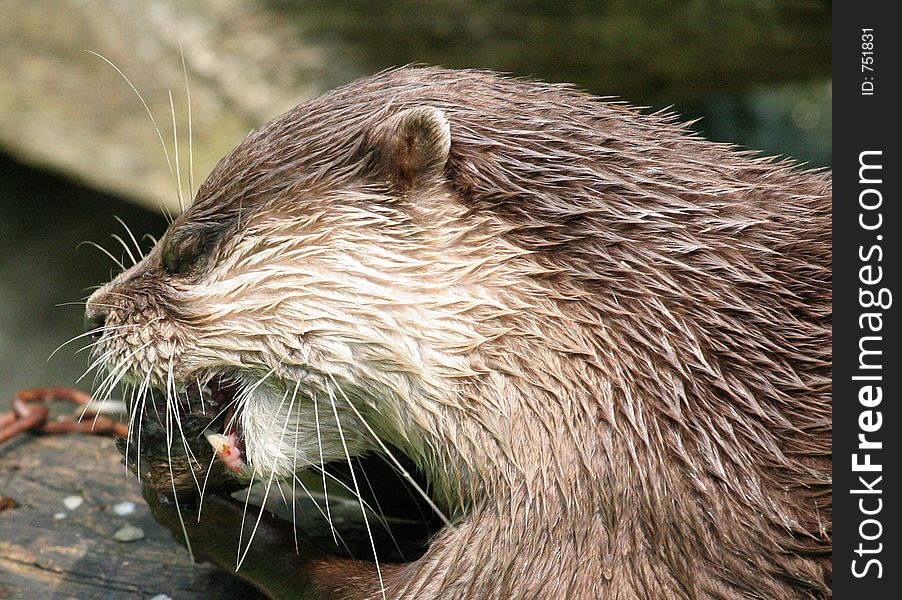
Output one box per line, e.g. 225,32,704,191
85,98,523,501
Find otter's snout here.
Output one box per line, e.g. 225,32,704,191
84,295,109,341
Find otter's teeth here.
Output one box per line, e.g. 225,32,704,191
206,432,248,474
206,432,229,453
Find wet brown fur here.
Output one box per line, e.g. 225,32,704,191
88,67,831,599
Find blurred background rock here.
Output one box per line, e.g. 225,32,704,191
0,0,830,403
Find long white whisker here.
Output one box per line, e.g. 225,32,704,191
168,90,185,211
113,215,146,260
290,472,353,556
289,381,302,553
87,384,126,432
83,345,141,406
135,375,152,482
83,339,152,392
327,372,450,526
355,456,404,557
73,341,102,356
47,323,135,361
325,382,385,599
78,240,126,271
110,233,138,267
149,191,175,224
164,355,194,562
237,385,295,569
313,465,401,553
202,396,242,435
180,43,195,202
312,392,338,545
85,51,180,214
236,475,255,568
171,389,203,496
196,448,219,522
126,369,154,482
272,479,300,540
233,360,284,567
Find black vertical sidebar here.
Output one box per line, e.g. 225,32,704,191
833,2,900,598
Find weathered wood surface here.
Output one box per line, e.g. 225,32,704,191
0,429,433,599
0,433,265,600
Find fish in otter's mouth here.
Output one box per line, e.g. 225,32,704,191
109,367,337,494
183,376,249,476
108,374,249,494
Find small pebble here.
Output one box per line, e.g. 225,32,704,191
113,524,145,542
62,495,83,510
149,595,173,600
113,501,137,516
53,512,67,520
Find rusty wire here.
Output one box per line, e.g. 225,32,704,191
0,387,128,445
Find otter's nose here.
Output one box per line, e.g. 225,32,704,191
84,302,109,342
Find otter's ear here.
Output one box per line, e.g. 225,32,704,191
366,107,451,192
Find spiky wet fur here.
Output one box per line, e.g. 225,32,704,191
86,67,831,599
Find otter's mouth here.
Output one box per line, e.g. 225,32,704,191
182,376,250,475
120,374,249,496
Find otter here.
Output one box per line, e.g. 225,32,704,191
84,67,832,599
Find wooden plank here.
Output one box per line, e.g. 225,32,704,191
0,433,265,599
1,431,435,599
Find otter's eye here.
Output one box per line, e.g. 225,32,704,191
161,234,205,277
